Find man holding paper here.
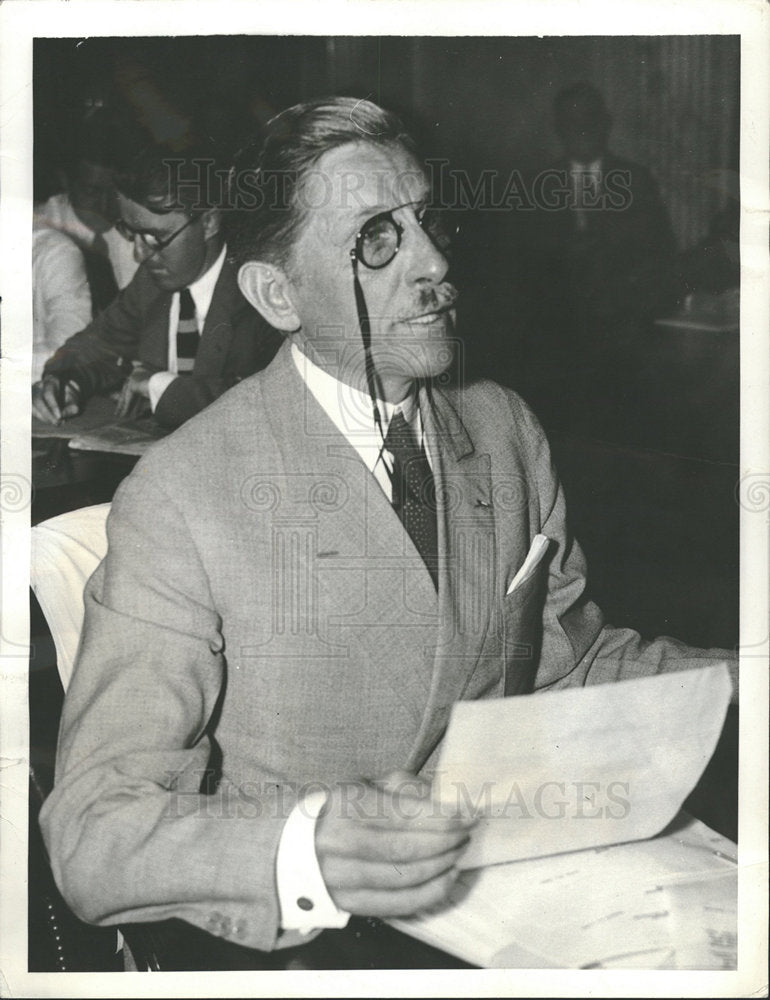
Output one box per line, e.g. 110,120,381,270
41,98,737,965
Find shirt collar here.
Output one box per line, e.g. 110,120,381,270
38,193,96,247
569,157,603,176
186,243,227,324
290,342,420,472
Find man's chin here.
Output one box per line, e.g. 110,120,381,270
372,312,453,376
410,311,457,377
378,340,456,385
420,342,456,382
146,268,183,292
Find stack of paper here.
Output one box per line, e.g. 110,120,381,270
68,415,167,456
388,665,735,969
390,813,736,969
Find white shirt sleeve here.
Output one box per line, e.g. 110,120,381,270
148,371,179,412
275,788,350,934
32,229,93,382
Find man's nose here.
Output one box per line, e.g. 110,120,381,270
403,220,449,285
133,237,153,265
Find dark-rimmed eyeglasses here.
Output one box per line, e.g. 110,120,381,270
349,207,459,270
115,215,196,254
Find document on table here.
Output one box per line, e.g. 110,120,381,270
432,663,731,869
389,812,737,969
67,415,168,456
31,393,119,438
32,393,168,455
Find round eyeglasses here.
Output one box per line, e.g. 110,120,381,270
350,207,460,270
115,215,196,254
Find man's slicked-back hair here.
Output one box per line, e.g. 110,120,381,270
65,108,121,176
114,121,225,216
226,97,416,271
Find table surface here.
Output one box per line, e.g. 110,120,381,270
654,314,739,334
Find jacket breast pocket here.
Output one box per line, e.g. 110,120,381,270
501,564,548,696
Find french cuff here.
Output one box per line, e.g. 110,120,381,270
148,371,178,412
276,788,350,935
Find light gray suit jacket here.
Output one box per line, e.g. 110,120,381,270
40,341,730,952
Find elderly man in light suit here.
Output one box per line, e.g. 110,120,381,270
40,98,735,966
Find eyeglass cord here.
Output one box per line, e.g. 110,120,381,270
352,261,435,464
353,264,385,442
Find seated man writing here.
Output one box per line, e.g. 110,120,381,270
40,98,736,964
32,134,281,430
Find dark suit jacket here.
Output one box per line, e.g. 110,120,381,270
43,254,282,428
519,152,678,329
40,342,734,953
527,153,675,254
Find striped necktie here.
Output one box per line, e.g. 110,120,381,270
384,411,439,589
176,287,199,375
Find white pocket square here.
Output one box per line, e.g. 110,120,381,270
506,534,550,596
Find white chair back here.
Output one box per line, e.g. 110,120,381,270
31,503,111,691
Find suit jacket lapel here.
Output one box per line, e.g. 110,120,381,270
405,385,500,770
195,260,242,376
257,351,528,767
139,285,174,371
141,260,243,374
259,346,439,727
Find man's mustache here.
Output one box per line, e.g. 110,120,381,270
400,282,459,320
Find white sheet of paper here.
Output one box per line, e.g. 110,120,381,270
389,812,737,969
432,663,731,869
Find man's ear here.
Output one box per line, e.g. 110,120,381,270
201,208,222,241
238,261,300,332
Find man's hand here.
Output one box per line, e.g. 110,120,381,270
115,365,155,418
32,376,81,424
315,770,475,918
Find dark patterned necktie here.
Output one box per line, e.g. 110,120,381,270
81,232,118,315
176,288,199,375
384,411,439,589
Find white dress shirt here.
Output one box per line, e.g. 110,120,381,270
290,341,430,494
147,244,227,412
32,222,93,383
569,157,603,231
38,192,138,290
273,343,429,935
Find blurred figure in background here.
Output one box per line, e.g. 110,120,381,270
675,197,739,327
35,109,138,302
519,82,678,431
32,110,139,380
